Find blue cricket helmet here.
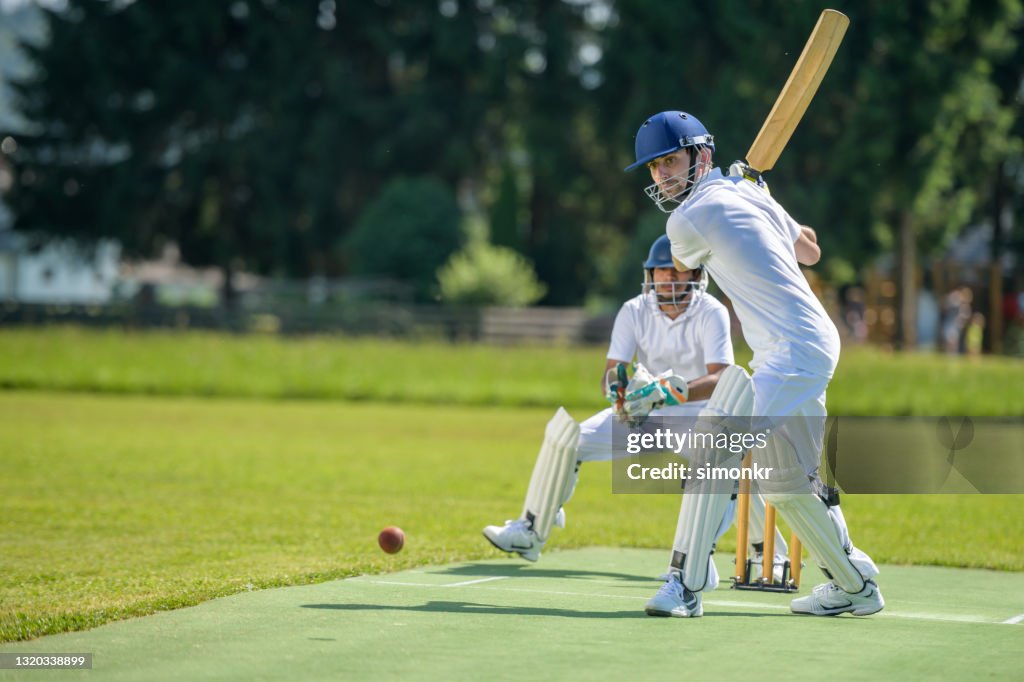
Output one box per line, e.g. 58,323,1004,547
641,234,707,316
624,111,715,172
643,234,675,269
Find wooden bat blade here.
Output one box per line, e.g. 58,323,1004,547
745,9,849,173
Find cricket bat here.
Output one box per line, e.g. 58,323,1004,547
745,9,849,174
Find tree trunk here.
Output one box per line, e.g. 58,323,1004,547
989,161,1006,354
897,210,917,350
221,261,237,316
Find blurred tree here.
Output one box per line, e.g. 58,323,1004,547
2,0,499,306
613,212,664,303
4,1,335,305
982,4,1024,266
821,1,1024,347
2,0,1021,317
437,241,546,307
488,160,525,252
346,177,463,302
478,0,602,304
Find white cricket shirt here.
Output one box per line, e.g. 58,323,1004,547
666,169,840,377
606,291,734,381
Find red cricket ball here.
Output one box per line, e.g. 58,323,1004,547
378,526,405,554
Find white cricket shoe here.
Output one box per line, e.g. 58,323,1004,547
791,580,884,616
482,519,544,562
554,507,566,529
645,571,703,618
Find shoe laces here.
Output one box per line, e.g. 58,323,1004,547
504,519,530,531
656,573,684,599
813,582,841,599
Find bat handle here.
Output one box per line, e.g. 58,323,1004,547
741,165,763,183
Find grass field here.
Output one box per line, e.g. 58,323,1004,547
2,326,1024,414
1,327,1022,645
3,549,1022,681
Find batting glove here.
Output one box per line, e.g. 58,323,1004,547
728,160,770,193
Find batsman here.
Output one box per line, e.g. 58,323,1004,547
628,109,883,618
484,234,792,589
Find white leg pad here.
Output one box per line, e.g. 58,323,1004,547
706,365,755,420
764,492,866,592
670,365,754,591
755,413,866,592
670,493,737,590
670,467,740,592
827,503,879,580
522,408,580,542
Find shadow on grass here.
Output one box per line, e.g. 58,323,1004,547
302,601,643,619
427,562,654,584
302,601,783,619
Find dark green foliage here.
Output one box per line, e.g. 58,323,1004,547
614,212,667,302
489,162,524,252
346,177,463,302
1,0,1021,309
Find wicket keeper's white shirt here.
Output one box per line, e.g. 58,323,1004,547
666,168,841,378
606,292,733,382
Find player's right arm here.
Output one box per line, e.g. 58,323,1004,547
603,301,638,394
602,357,631,396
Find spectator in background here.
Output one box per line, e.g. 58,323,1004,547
916,285,940,351
965,312,985,356
843,286,868,343
943,286,973,354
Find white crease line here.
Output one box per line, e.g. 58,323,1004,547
713,600,1002,624
700,600,993,623
444,576,508,587
706,600,787,611
363,579,1018,625
882,611,995,624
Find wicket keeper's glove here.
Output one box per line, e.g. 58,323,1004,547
621,372,689,425
605,362,629,410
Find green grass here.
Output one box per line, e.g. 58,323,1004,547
1,390,1022,643
0,327,604,408
2,327,1023,643
1,326,1023,414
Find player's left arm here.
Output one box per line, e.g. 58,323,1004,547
794,225,821,265
667,212,711,272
